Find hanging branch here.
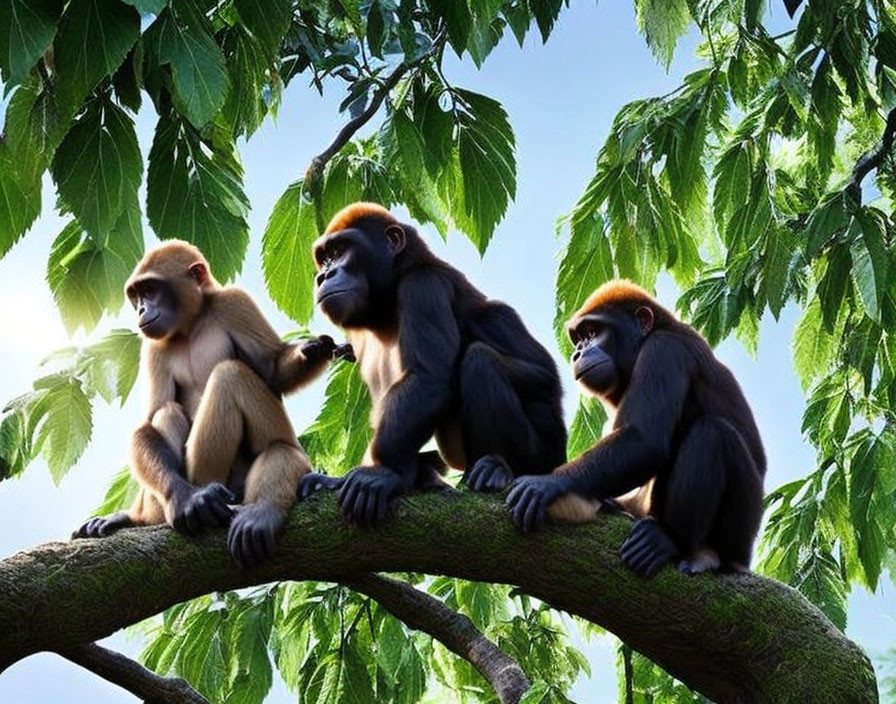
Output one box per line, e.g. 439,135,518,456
848,107,896,202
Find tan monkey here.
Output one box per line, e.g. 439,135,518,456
73,240,347,567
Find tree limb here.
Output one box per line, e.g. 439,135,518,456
303,32,446,194
0,492,878,703
345,573,530,704
58,643,209,704
849,107,896,201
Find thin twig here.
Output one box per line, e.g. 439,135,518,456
58,643,210,704
344,573,531,704
848,107,896,202
303,30,446,194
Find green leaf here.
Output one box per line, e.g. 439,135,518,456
792,549,848,630
54,0,140,111
300,362,372,473
567,399,607,460
529,0,563,43
261,180,319,324
5,75,66,186
93,466,139,515
519,681,550,704
228,598,274,704
146,115,249,281
47,205,143,334
122,0,168,13
30,376,92,483
222,25,272,138
51,99,142,237
365,0,387,59
85,329,141,404
0,144,41,258
428,0,471,55
308,644,372,704
635,0,690,68
0,410,29,480
761,227,792,318
148,4,230,127
848,210,889,320
453,89,516,253
0,0,63,86
554,211,613,354
792,299,835,392
234,0,290,56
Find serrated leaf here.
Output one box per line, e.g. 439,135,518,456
848,210,889,320
793,550,848,630
0,410,29,481
148,4,229,127
567,399,607,459
0,0,63,86
30,376,92,483
0,144,40,258
5,75,66,186
234,0,290,56
429,0,471,55
93,466,139,515
54,0,140,111
519,681,550,704
228,599,274,704
146,115,249,281
453,89,516,253
47,205,143,334
51,99,142,237
792,299,834,391
761,227,792,318
365,0,387,59
261,181,318,324
529,0,563,43
85,329,141,404
635,0,690,68
554,211,613,355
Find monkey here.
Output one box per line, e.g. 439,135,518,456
506,280,766,578
73,240,346,568
296,203,567,525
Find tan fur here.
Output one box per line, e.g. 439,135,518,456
546,494,602,523
573,279,657,318
124,243,328,527
325,202,396,234
349,328,466,469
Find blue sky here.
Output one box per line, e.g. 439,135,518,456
0,2,893,701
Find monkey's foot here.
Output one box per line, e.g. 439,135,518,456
678,547,721,575
462,455,513,492
337,467,405,526
620,518,678,578
297,472,344,499
72,511,133,539
505,474,564,533
172,483,235,536
228,504,283,569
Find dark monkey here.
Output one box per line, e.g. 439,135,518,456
507,280,765,577
298,203,567,524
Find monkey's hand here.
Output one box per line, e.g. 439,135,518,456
171,483,236,536
620,517,678,578
300,334,337,362
506,475,566,533
297,471,344,499
461,454,513,492
337,466,405,526
228,502,284,569
333,342,356,362
72,511,134,539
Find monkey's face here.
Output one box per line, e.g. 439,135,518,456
313,226,402,327
568,305,653,401
127,276,179,340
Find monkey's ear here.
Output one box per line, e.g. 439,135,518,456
634,306,654,333
385,224,406,253
189,261,209,284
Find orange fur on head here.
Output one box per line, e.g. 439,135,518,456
324,202,396,235
574,279,658,318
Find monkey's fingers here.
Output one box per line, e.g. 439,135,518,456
334,343,356,362
338,477,362,519
209,483,237,505
521,494,546,534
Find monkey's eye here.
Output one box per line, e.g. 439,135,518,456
330,243,347,260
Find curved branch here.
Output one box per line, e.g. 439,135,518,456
849,107,896,201
0,492,878,703
304,32,446,194
58,643,209,704
345,574,530,704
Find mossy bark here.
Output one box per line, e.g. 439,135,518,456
0,492,878,703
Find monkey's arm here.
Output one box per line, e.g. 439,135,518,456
334,273,459,524
369,272,460,483
214,287,340,393
507,336,693,531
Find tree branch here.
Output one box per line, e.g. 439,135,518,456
303,32,446,194
58,643,209,704
345,573,530,704
0,492,878,703
849,107,896,201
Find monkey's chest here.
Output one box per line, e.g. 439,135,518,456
349,329,403,424
170,323,234,418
